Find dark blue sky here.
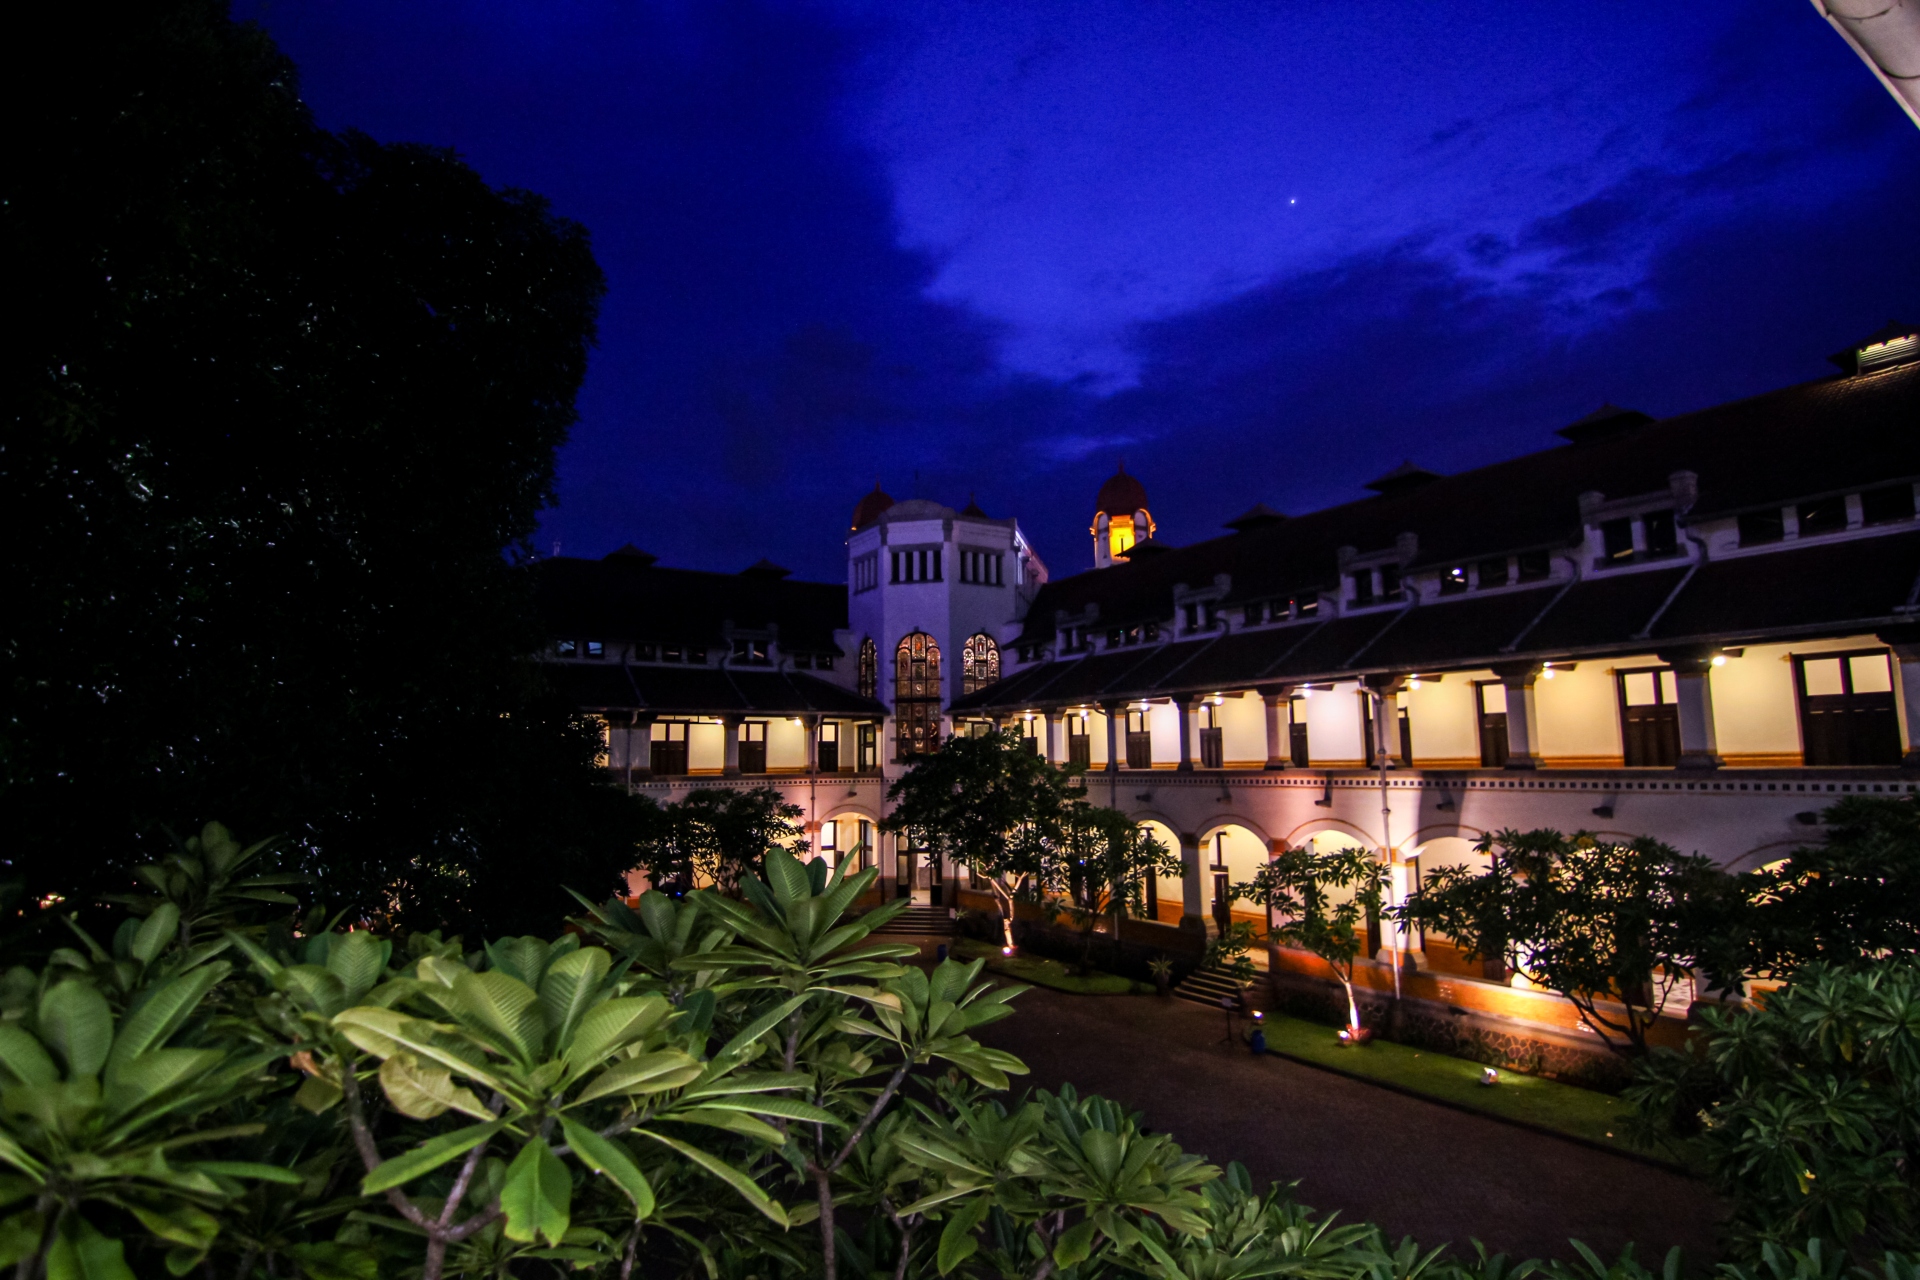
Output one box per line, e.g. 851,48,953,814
257,1,1919,582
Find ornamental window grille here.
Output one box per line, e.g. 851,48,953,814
961,633,1000,694
894,632,942,758
858,637,878,699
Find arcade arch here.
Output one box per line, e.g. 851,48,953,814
1199,822,1270,934
1136,818,1181,924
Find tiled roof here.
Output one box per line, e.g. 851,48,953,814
533,554,848,651
548,662,887,717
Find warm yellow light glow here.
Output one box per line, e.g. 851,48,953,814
1542,667,1556,680
1409,677,1422,689
1712,654,1727,667
1108,514,1136,558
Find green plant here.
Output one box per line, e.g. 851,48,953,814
1050,804,1182,973
1202,922,1260,987
1238,845,1387,1032
1394,830,1729,1056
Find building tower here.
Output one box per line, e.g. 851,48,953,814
1091,462,1155,569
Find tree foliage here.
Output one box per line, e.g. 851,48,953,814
1394,830,1729,1056
1738,797,1920,982
1237,845,1386,1031
629,787,809,898
3,0,645,936
883,730,1072,946
1048,804,1181,971
1626,959,1920,1258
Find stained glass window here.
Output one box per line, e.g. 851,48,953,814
961,633,1000,695
894,632,942,757
858,637,877,699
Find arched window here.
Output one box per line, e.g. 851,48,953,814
893,632,942,758
961,633,1000,695
858,637,878,699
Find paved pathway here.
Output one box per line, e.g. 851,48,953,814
973,986,1723,1265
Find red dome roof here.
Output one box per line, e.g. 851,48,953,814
851,483,895,531
1094,463,1149,517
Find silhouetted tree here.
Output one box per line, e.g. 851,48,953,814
3,0,643,937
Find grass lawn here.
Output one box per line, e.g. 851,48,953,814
951,937,1151,995
1255,1011,1650,1156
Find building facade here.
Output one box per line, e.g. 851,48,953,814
541,322,1920,1062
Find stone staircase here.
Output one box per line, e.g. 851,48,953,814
868,904,953,937
1172,965,1250,1011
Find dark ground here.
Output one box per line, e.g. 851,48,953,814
972,985,1723,1265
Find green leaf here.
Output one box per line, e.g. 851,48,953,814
1052,1218,1097,1269
501,1137,572,1246
448,969,545,1065
378,1052,490,1121
558,1117,655,1218
38,983,112,1080
639,1130,788,1227
110,966,225,1067
102,1048,227,1121
293,1075,343,1114
45,1215,133,1280
129,905,179,964
127,1201,219,1251
565,995,671,1074
571,1050,704,1105
325,932,389,1004
0,1025,57,1089
539,946,612,1053
361,1120,505,1195
186,1161,306,1184
938,1197,989,1275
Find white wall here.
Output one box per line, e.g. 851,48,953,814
1301,683,1366,765
1534,662,1624,762
1404,675,1479,765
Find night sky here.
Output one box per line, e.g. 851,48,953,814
258,1,1919,583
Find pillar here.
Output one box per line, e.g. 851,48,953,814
1178,830,1204,925
1658,649,1722,770
1885,640,1920,766
1261,689,1288,770
1173,694,1195,772
1046,710,1063,764
1492,662,1542,770
804,714,820,774
630,713,655,782
1376,860,1425,969
1364,674,1406,768
1101,701,1122,775
722,714,742,777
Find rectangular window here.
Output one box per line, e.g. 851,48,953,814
634,643,657,662
1244,601,1267,624
1798,497,1847,537
1615,667,1680,767
1294,591,1319,617
1600,518,1635,563
1516,550,1551,582
1862,484,1916,526
1288,696,1310,767
584,640,605,659
818,722,840,773
731,639,769,665
1795,650,1900,765
1198,703,1223,769
555,639,578,658
1738,509,1785,546
1477,557,1511,589
651,721,690,777
857,722,877,771
1439,566,1469,595
1351,572,1376,606
853,553,879,593
1379,565,1402,598
1474,681,1508,768
1068,712,1092,769
792,652,812,669
817,652,833,671
1642,509,1677,558
738,721,767,775
1124,710,1153,769
689,646,707,664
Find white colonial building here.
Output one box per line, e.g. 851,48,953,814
540,320,1920,1065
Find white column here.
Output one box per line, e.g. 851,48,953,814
722,714,742,777
1886,641,1920,766
631,714,655,780
1261,689,1287,770
1102,702,1121,775
1494,663,1542,770
1660,650,1722,770
1376,860,1425,969
1179,831,1204,923
1045,711,1063,764
1173,695,1194,772
1366,676,1406,766
804,715,820,774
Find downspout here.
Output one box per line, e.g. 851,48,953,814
1372,687,1401,1005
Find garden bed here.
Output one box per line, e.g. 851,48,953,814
953,937,1152,995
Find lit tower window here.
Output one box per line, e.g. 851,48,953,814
1090,461,1156,569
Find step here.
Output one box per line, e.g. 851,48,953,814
1172,968,1250,1010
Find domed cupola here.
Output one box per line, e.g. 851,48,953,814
1091,462,1156,568
851,482,895,532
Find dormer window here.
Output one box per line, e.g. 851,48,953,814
731,639,770,665
584,640,605,660
1295,591,1319,616
1351,573,1376,607
555,639,578,658
1478,557,1512,587
1738,509,1785,546
1600,518,1634,563
1183,602,1218,630
1516,551,1551,582
1379,565,1402,597
1798,497,1847,537
1863,484,1917,525
1643,510,1677,558
1439,566,1469,596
